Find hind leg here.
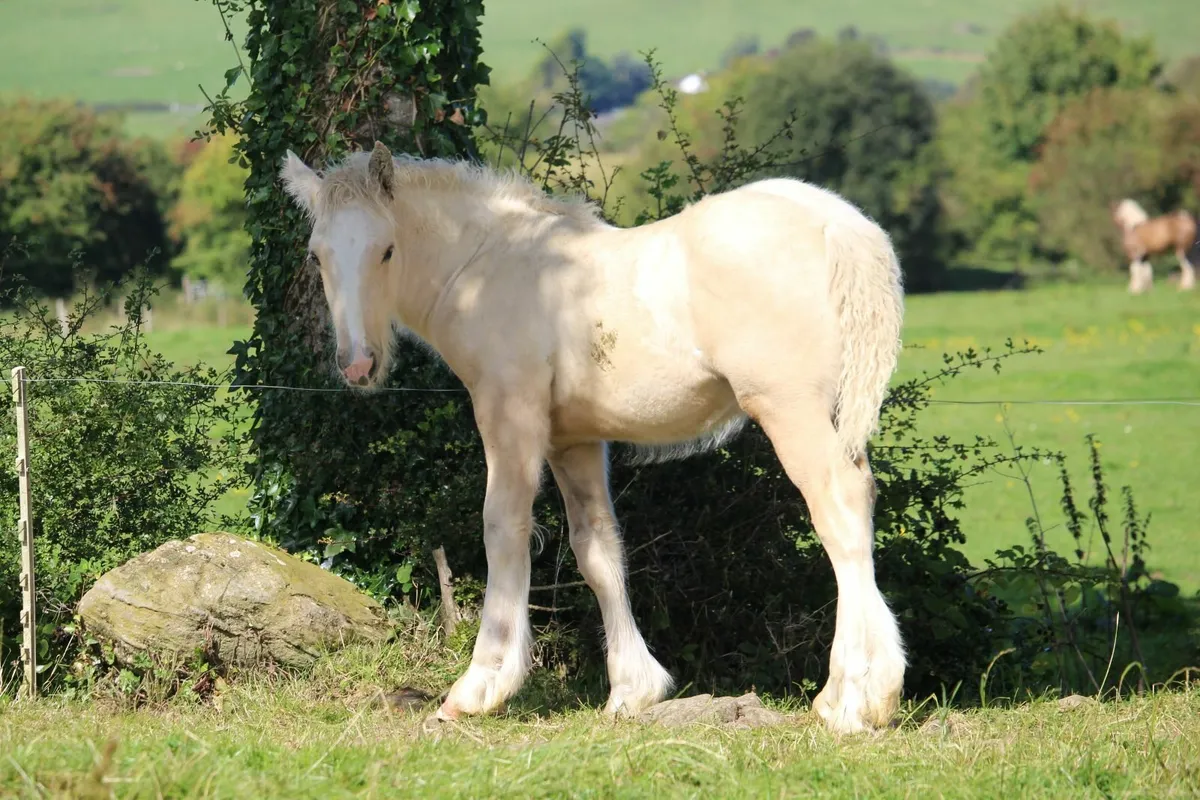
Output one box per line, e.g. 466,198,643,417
548,442,673,715
741,392,905,734
1177,248,1195,291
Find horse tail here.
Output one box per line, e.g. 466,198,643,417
826,213,905,463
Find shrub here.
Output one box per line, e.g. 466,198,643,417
939,5,1164,273
167,132,252,290
0,262,244,692
0,99,176,297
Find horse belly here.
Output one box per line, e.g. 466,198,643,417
550,355,740,446
550,226,741,445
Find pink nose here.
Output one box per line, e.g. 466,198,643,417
342,355,375,385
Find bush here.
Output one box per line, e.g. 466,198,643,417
1030,87,1200,273
0,264,244,692
0,99,177,297
167,132,252,290
939,5,1164,272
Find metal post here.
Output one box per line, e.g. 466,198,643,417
11,367,37,699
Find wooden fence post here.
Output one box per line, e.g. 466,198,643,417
11,367,38,700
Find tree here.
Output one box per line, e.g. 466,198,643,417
974,5,1161,163
477,26,652,164
1031,87,1200,272
0,99,174,297
167,132,252,289
614,37,949,290
939,6,1164,271
739,38,947,289
203,0,493,601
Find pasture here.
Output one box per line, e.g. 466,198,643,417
131,277,1200,594
1,0,1197,137
2,639,1199,797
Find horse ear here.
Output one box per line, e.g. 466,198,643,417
280,150,321,215
368,140,395,200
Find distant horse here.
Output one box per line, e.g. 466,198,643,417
1110,198,1198,294
280,141,906,734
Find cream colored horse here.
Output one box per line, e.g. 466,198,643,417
1111,198,1197,294
280,141,906,734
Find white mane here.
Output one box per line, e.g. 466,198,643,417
1113,198,1149,230
310,150,603,225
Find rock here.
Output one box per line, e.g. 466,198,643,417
380,687,437,713
1057,694,1098,712
919,711,971,736
636,692,787,729
78,532,393,668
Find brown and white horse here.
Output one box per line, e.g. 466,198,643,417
1110,198,1198,294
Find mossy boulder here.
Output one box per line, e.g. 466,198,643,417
78,532,393,668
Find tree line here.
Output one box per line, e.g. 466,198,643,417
2,6,1197,299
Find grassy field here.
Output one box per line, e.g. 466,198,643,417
2,638,1199,798
1,0,1197,138
896,281,1200,591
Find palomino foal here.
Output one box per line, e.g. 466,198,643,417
280,141,907,734
1111,198,1198,294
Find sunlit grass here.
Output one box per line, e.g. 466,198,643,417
2,640,1199,797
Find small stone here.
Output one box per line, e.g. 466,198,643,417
637,692,786,729
1057,694,1097,712
381,687,436,713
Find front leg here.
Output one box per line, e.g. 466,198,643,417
439,386,550,719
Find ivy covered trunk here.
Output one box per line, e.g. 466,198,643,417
209,0,495,600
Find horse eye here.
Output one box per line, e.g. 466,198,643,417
308,251,320,267
382,245,394,262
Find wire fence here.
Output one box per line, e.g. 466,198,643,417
7,366,1200,700
14,373,1200,407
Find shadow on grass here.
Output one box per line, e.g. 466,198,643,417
934,264,1029,293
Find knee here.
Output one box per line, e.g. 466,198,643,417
570,513,625,580
853,454,878,507
482,512,532,551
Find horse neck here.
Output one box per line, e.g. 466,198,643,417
388,188,514,338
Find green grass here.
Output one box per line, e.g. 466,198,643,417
2,640,1199,798
898,279,1200,592
1,0,1197,139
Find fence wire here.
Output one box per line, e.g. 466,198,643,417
12,374,1200,407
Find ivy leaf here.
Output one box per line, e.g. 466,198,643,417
395,563,413,590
